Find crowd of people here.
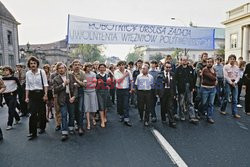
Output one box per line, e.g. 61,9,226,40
0,52,249,141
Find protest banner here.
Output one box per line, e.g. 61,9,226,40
67,15,215,50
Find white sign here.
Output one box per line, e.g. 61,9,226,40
67,15,215,50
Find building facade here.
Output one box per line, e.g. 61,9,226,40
223,3,250,62
145,28,224,62
0,1,19,67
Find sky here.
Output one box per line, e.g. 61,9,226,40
1,0,250,60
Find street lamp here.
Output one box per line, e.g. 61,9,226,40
171,17,192,56
171,17,188,27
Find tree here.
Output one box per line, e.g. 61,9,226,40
125,45,145,62
126,52,141,62
70,44,106,63
150,53,164,62
216,44,225,60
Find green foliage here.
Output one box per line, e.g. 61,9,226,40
126,52,141,62
150,53,164,62
70,44,106,63
171,48,182,60
125,46,144,62
216,44,225,60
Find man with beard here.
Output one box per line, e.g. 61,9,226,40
200,58,217,124
194,52,208,116
175,56,199,124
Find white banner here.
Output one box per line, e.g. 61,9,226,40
67,15,215,50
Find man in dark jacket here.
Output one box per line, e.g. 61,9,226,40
156,62,177,128
175,56,199,124
53,62,78,141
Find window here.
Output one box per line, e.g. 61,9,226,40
8,55,14,67
230,33,237,49
7,31,13,45
0,53,3,66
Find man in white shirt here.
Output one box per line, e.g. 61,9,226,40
114,61,133,127
220,54,241,118
135,64,153,126
25,56,48,140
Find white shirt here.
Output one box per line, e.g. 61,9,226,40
164,71,172,88
114,69,132,89
60,75,70,94
135,73,154,90
26,69,48,90
3,80,17,93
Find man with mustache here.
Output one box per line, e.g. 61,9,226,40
25,56,48,140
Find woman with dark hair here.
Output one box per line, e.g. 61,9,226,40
43,64,54,121
96,64,110,128
243,63,250,115
2,66,21,130
84,63,98,130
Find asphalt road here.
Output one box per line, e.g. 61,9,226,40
0,101,250,167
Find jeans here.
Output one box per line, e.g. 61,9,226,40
221,83,238,115
116,89,130,122
75,93,84,128
178,83,196,119
60,97,75,135
4,93,20,126
201,87,216,119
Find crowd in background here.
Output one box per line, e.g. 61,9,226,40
0,52,250,141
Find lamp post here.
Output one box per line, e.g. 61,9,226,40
170,17,194,57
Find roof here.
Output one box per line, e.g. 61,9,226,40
222,3,250,25
0,1,19,24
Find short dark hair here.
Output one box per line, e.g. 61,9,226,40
151,60,158,65
117,61,126,66
216,56,223,62
165,62,172,66
144,61,150,66
201,52,208,58
27,56,39,68
137,59,143,63
128,61,134,66
98,63,106,69
228,54,236,60
207,57,214,63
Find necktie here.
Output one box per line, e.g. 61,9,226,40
167,73,170,88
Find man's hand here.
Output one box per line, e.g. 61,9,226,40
64,79,69,85
124,71,129,77
69,97,75,103
25,98,29,103
43,94,48,102
129,88,135,94
231,82,235,87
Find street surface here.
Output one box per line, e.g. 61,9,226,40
0,101,250,167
